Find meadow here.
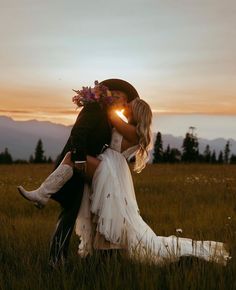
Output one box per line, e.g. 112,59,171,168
0,164,236,290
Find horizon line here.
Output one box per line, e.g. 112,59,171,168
1,112,236,126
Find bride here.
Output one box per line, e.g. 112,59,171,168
75,99,230,265
18,96,230,266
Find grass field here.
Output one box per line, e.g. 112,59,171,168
0,164,236,290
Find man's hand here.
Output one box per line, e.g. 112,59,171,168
74,161,87,174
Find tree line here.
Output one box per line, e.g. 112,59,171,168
153,128,236,164
1,131,236,165
0,139,53,164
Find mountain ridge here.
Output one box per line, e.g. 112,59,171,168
1,116,235,160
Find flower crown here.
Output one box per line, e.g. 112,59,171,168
72,80,116,107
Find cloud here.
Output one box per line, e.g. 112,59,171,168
0,108,77,115
0,107,80,125
0,0,236,118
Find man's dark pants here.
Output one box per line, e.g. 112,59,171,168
49,171,85,266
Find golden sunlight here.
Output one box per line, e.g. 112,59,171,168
115,109,128,123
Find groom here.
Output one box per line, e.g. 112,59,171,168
49,78,140,266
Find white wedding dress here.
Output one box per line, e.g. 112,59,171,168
75,129,230,265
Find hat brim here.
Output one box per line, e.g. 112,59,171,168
100,78,140,102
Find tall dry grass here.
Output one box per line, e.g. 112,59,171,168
0,164,235,290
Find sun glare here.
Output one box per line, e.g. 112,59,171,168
115,109,128,123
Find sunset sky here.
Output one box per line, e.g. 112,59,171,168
0,0,236,127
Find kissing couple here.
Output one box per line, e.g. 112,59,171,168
18,78,230,267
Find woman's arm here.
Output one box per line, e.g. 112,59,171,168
108,110,139,145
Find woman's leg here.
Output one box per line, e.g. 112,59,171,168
58,152,101,178
49,152,100,182
18,152,74,208
85,156,101,182
60,151,74,167
57,152,101,182
18,152,101,208
17,152,100,206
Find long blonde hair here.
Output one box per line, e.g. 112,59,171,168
131,98,152,173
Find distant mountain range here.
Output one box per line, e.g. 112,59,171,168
0,116,70,160
1,116,236,160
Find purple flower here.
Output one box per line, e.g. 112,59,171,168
72,80,117,107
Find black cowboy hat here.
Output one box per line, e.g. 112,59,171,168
100,78,140,102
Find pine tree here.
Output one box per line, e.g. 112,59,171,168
169,148,181,163
34,139,45,163
4,148,13,163
163,144,171,162
224,141,230,164
203,145,211,163
210,150,217,164
29,155,34,163
152,132,163,163
218,151,224,164
47,156,53,163
197,153,204,163
182,128,199,162
230,154,236,164
0,148,13,164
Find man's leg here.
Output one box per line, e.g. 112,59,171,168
49,205,79,266
49,176,84,267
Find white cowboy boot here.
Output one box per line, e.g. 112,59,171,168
17,164,73,209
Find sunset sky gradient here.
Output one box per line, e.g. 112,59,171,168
0,0,235,127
